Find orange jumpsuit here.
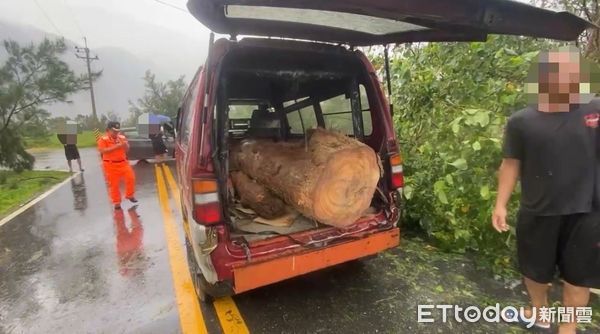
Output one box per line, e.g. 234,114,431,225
97,133,136,204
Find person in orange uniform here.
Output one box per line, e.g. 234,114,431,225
97,121,138,210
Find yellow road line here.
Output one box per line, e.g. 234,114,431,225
161,163,191,243
154,165,208,334
161,163,181,209
161,164,250,334
213,297,250,334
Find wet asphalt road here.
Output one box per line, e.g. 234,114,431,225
2,148,598,334
1,149,182,334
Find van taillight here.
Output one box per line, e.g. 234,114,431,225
389,154,404,189
192,179,221,225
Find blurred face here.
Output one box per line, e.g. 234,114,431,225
538,50,581,105
108,128,119,138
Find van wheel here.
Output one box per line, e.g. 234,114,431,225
185,239,235,301
185,239,212,303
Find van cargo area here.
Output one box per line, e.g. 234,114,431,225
211,40,397,244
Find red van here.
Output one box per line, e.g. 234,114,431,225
175,0,593,300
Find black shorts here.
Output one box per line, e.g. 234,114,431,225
151,137,167,155
64,144,80,160
516,211,600,288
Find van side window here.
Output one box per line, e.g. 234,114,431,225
285,100,318,135
320,84,372,136
179,77,200,144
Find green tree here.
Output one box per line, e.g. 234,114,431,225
127,70,186,125
0,38,88,171
373,36,558,275
47,116,71,134
531,0,600,61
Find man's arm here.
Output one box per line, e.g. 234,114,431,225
492,115,523,233
492,159,520,233
98,144,123,154
118,135,130,152
97,140,125,154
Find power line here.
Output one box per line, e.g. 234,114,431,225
152,0,188,13
62,0,85,38
32,0,63,36
75,37,100,123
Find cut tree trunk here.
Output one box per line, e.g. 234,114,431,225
231,128,381,227
230,171,288,219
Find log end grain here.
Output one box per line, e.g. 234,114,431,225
312,145,381,227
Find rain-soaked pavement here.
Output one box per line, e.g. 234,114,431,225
1,148,598,334
1,148,182,333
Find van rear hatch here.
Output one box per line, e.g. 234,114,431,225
187,0,594,45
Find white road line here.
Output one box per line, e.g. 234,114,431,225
0,172,80,228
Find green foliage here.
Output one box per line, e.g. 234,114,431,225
126,70,186,125
0,170,70,217
0,38,88,170
382,36,556,275
23,130,97,150
531,0,600,62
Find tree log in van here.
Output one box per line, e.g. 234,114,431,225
230,128,381,228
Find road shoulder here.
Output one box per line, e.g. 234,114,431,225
0,170,75,226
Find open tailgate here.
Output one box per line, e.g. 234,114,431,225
187,0,595,45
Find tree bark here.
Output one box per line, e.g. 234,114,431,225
231,128,382,228
230,171,288,219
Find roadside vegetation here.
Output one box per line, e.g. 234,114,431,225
372,35,552,278
24,130,98,151
125,70,186,126
0,38,95,172
370,0,600,280
0,170,70,218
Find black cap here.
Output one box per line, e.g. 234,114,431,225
106,121,121,131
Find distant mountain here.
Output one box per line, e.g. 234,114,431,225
0,20,189,120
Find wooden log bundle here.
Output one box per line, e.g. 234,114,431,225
230,128,381,228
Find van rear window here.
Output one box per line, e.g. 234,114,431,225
224,5,428,36
286,105,318,135
320,85,372,136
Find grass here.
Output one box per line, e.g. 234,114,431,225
0,170,71,218
24,131,98,151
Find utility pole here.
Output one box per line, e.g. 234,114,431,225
75,37,99,124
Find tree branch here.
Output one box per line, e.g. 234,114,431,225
583,0,593,21
3,93,53,130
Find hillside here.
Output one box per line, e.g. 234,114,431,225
0,20,197,121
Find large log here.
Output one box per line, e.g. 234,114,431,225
230,171,288,219
231,128,381,227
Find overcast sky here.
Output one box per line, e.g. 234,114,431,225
0,0,213,77
0,0,543,77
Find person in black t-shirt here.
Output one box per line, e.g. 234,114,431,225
493,46,600,333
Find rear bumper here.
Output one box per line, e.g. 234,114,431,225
231,227,400,294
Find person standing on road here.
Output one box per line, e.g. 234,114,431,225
57,134,84,173
149,125,168,163
492,46,600,334
97,121,138,210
